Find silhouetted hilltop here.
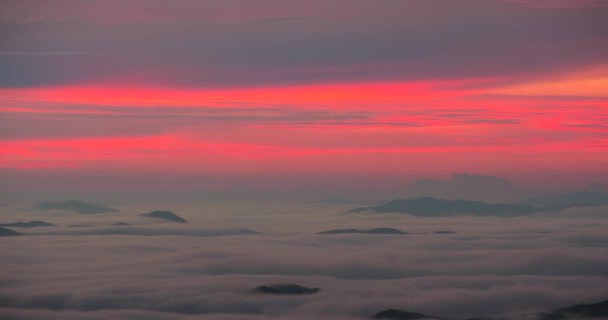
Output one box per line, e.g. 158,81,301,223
0,226,21,236
371,309,444,319
318,228,407,235
312,198,372,205
434,230,456,234
253,284,320,295
406,173,523,202
348,197,543,217
35,200,119,214
111,222,130,226
370,299,608,320
140,210,188,223
0,221,56,228
539,300,608,319
519,191,608,209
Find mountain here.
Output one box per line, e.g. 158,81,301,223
35,200,119,214
312,198,372,205
371,299,608,320
318,228,407,235
519,191,608,209
0,221,56,228
140,210,188,223
253,284,320,295
0,226,21,236
371,309,444,319
348,197,544,217
406,173,523,202
539,300,608,319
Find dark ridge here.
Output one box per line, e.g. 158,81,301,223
253,284,320,295
111,222,130,226
312,198,370,205
230,228,263,235
434,230,456,234
348,197,544,217
318,228,407,235
140,210,188,223
34,200,119,214
0,221,56,228
539,300,608,319
371,308,445,319
519,191,608,210
0,226,21,236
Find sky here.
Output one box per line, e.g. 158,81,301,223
1,0,608,199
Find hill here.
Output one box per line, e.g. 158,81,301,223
35,200,119,214
140,210,188,223
0,226,21,236
539,300,608,319
318,228,407,235
253,284,320,295
519,191,608,209
0,221,56,228
348,197,543,217
371,309,444,319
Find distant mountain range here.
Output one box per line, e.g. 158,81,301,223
539,300,608,319
34,200,119,214
405,173,524,203
348,192,608,217
0,221,56,228
348,197,543,217
318,228,407,235
140,210,188,223
519,191,608,209
0,226,21,236
253,284,320,295
372,309,444,319
370,299,608,320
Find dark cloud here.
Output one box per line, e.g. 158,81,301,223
0,105,376,139
1,0,607,87
0,102,534,140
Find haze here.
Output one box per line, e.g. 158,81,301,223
1,1,607,319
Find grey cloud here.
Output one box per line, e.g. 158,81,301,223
1,1,607,87
0,51,101,56
503,0,608,8
240,16,312,27
24,226,261,237
0,101,534,140
0,105,376,139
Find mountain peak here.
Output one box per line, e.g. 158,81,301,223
140,210,188,223
35,200,119,214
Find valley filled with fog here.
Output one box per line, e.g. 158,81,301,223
1,201,607,320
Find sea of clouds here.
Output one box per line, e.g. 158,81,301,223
1,202,607,319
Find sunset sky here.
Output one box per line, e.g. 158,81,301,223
1,0,607,197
